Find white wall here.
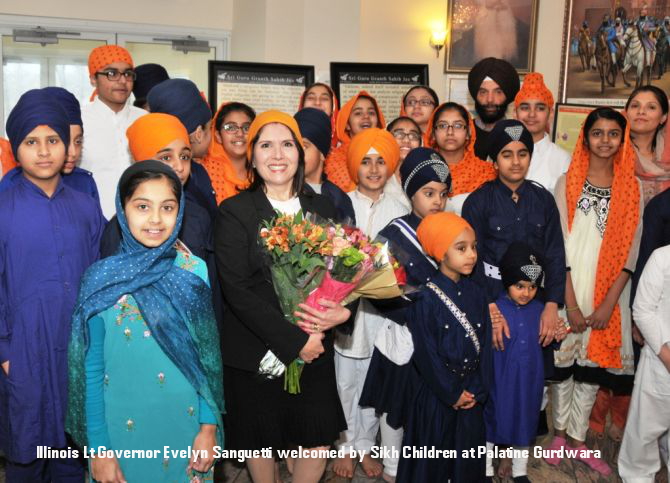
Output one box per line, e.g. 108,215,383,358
0,0,233,30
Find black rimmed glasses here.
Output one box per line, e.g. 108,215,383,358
435,121,466,132
392,130,422,142
95,69,137,82
222,122,251,134
405,98,435,107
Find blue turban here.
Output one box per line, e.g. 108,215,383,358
133,63,169,101
400,147,451,199
43,87,83,127
6,88,71,158
294,107,331,157
147,79,211,134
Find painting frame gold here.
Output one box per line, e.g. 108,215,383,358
444,0,539,73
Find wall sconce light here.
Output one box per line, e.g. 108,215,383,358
429,30,447,58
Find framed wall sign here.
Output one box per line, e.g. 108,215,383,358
552,102,597,153
330,62,430,121
208,60,315,114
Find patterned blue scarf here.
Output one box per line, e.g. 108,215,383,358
66,161,224,447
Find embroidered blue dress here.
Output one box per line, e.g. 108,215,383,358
397,272,492,483
0,176,104,463
484,295,544,447
85,249,218,482
359,213,438,428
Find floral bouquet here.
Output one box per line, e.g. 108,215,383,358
260,211,408,394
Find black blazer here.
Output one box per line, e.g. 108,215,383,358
214,187,337,371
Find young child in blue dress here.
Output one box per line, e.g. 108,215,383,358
397,211,492,483
484,242,563,482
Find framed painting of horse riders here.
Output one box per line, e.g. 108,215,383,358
559,0,670,107
444,0,538,73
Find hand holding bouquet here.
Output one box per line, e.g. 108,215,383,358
259,211,408,393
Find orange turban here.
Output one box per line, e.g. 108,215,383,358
88,45,134,76
514,72,554,108
346,128,399,183
417,212,473,262
336,90,386,144
246,110,304,160
126,113,190,162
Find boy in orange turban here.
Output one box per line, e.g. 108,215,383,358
324,91,386,192
81,45,146,218
100,113,208,263
333,127,409,480
514,72,570,194
397,211,491,483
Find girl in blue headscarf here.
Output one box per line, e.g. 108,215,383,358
67,160,224,482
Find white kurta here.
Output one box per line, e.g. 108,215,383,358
335,189,409,358
382,174,411,212
80,97,146,218
526,134,571,194
619,245,670,482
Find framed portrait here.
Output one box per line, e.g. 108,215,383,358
208,61,314,115
330,62,429,121
551,103,597,153
444,0,538,73
559,0,670,106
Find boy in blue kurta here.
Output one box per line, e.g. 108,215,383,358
0,87,101,205
359,147,451,480
0,89,105,481
397,212,492,483
484,242,550,482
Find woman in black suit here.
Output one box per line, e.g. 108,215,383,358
214,111,350,483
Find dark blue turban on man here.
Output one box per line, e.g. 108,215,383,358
6,88,71,158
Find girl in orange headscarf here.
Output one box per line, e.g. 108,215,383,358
298,82,340,148
201,102,256,205
546,107,642,476
324,90,386,193
426,102,496,215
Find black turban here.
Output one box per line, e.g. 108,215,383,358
500,241,544,288
467,57,520,102
486,119,534,162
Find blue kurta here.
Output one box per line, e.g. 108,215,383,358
0,176,104,463
0,166,101,206
484,295,544,447
359,213,439,427
462,179,566,305
397,272,492,483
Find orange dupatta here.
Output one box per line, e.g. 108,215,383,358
324,90,386,192
425,104,496,197
565,123,639,369
0,138,17,176
201,102,250,205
